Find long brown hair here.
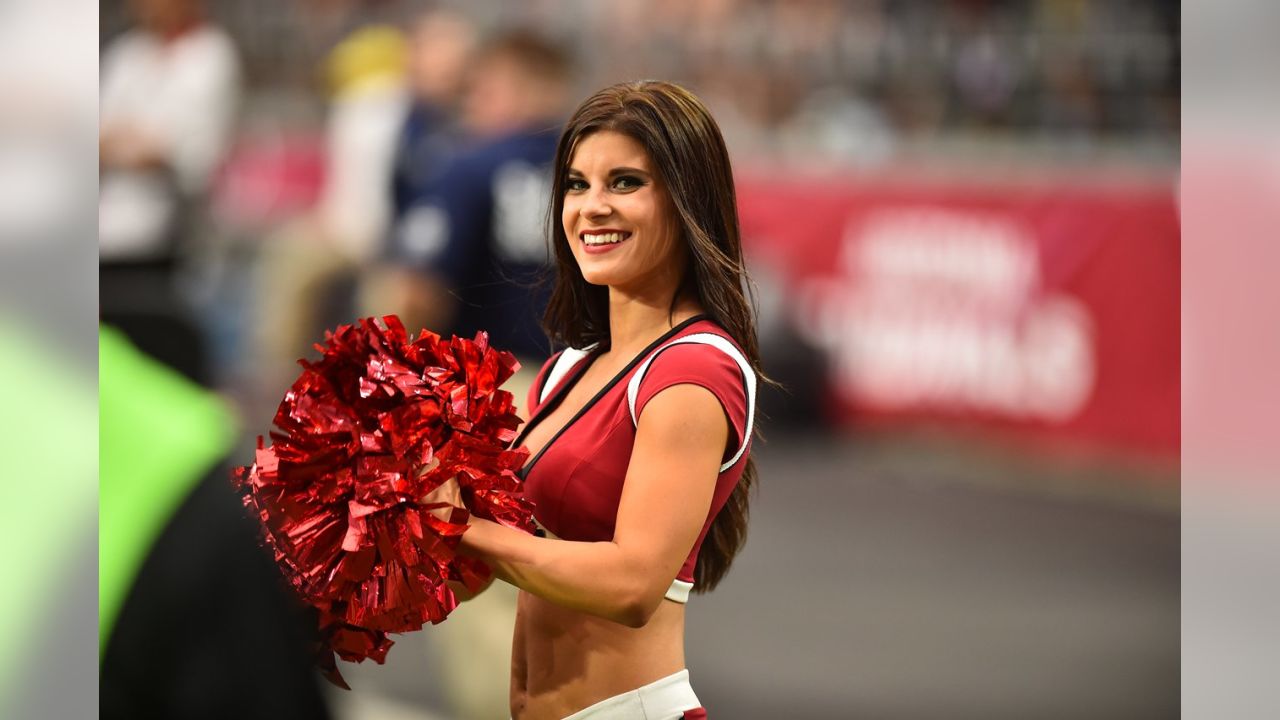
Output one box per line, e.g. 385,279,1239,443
543,80,765,592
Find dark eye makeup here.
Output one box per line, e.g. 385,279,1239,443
612,175,645,190
564,172,649,194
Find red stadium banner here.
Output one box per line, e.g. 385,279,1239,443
737,172,1179,457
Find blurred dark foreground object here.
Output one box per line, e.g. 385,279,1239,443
100,472,333,720
99,325,330,719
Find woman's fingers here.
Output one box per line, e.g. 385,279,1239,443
421,475,465,522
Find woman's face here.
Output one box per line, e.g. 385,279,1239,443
561,130,684,293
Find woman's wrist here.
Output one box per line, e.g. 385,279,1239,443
458,515,494,555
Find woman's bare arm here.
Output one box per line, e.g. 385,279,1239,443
459,383,727,627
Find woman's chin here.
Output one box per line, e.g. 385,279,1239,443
579,267,622,287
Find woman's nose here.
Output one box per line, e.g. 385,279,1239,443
581,186,612,219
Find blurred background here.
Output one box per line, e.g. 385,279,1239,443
94,0,1178,718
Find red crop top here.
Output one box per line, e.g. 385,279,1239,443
512,316,756,601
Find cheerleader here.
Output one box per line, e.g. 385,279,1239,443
430,80,764,720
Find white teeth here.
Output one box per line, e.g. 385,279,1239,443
583,232,626,246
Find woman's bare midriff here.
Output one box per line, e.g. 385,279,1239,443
509,589,686,720
508,335,701,718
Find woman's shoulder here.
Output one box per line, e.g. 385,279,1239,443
635,340,749,399
632,320,754,429
651,318,750,377
632,318,757,466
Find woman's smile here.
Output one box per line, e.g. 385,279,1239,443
580,228,632,253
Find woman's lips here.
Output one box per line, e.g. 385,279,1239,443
580,230,631,254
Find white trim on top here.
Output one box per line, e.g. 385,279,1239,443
538,345,596,405
625,333,757,473
664,579,694,603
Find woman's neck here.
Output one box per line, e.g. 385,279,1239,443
606,286,703,356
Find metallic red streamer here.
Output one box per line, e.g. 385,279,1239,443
231,316,533,687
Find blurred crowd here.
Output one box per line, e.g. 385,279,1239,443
103,0,1179,164
97,0,1179,386
100,0,574,389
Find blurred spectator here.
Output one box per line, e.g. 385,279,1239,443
99,0,242,385
316,23,411,261
99,0,241,265
389,8,477,219
370,29,569,360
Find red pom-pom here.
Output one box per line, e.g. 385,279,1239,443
231,316,533,687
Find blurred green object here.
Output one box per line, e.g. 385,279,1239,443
0,318,96,702
98,324,237,655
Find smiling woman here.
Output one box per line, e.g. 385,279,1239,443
438,81,767,720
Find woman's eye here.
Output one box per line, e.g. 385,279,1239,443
565,178,588,193
613,176,644,190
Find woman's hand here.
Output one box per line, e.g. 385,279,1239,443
417,457,465,523
420,474,466,523
420,472,496,601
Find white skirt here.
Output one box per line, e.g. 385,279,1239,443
520,669,702,720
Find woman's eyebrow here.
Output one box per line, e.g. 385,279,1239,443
566,166,651,177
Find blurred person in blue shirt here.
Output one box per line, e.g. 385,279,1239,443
374,30,571,361
99,0,240,266
389,9,477,224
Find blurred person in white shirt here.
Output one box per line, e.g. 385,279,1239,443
99,0,241,386
99,0,240,264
